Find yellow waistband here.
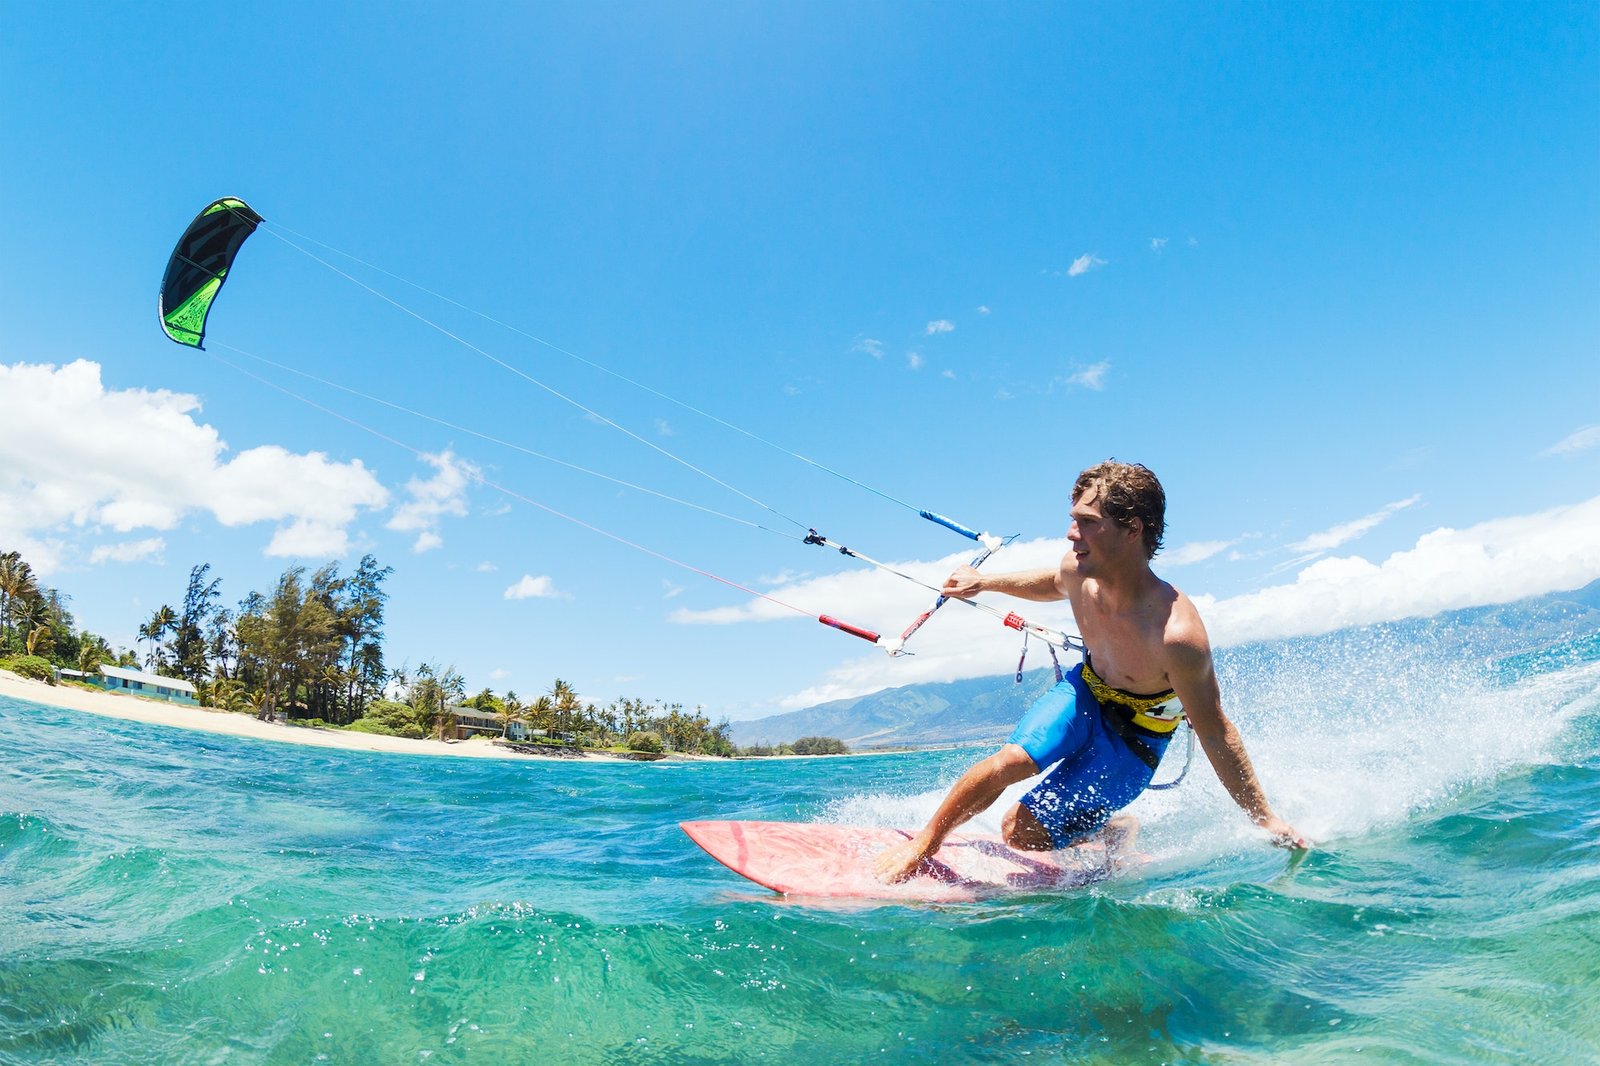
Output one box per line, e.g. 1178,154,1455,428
1081,660,1184,734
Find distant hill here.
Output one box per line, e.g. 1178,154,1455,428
728,579,1600,749
728,671,1052,750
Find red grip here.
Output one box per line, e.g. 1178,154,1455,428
819,615,881,644
1003,612,1026,630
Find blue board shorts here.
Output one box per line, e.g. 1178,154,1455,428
1008,664,1170,847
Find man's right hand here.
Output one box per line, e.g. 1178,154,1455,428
873,835,935,884
942,565,984,599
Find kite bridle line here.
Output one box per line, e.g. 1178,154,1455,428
259,227,813,537
211,341,809,545
255,222,1046,656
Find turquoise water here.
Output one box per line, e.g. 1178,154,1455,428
2,637,1597,1063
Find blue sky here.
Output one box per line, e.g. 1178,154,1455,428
2,2,1597,719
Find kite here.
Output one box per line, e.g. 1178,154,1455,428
158,197,263,348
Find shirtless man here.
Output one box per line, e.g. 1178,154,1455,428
876,461,1307,884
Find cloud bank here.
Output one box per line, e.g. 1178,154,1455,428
0,360,389,571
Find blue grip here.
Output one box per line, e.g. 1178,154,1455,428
918,509,981,541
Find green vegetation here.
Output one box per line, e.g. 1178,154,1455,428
1,546,743,759
732,736,849,757
0,655,56,684
1,549,133,679
792,736,849,755
625,730,663,754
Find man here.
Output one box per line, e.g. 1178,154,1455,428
875,461,1307,884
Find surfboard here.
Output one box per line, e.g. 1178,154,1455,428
680,820,1128,902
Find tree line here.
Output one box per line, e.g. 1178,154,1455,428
1,547,848,757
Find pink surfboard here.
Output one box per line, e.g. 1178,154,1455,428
680,820,1127,902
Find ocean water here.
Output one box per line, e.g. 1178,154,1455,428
2,633,1597,1064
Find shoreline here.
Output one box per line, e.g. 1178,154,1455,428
0,670,632,763
0,670,942,764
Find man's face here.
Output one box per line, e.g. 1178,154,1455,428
1067,488,1142,574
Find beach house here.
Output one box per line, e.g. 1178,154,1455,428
87,665,199,705
449,705,527,741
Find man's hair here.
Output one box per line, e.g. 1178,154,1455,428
1072,460,1166,559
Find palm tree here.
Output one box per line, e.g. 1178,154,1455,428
141,605,178,671
528,695,555,736
204,676,245,711
0,552,40,651
549,678,580,738
76,634,109,676
24,623,52,658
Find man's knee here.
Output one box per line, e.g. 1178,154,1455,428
1002,803,1056,851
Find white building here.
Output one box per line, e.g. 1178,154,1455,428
93,665,199,705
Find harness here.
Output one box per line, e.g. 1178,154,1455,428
1081,656,1188,776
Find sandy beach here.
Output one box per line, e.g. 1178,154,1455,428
0,669,630,762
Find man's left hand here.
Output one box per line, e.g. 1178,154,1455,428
1258,815,1311,850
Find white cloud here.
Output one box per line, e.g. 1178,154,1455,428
265,518,357,558
87,537,166,565
1063,361,1111,391
941,369,957,380
655,419,675,437
1150,237,1169,251
852,336,886,359
488,668,509,681
686,496,1600,709
1067,254,1105,277
385,450,478,553
976,305,991,315
1542,424,1600,458
1288,495,1419,554
1163,538,1239,567
476,561,498,572
907,352,924,370
505,574,560,600
925,320,955,336
0,360,389,568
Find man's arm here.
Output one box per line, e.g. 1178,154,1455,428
873,743,1040,883
943,565,1068,602
1167,636,1310,850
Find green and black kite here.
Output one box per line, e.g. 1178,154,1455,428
158,197,263,348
